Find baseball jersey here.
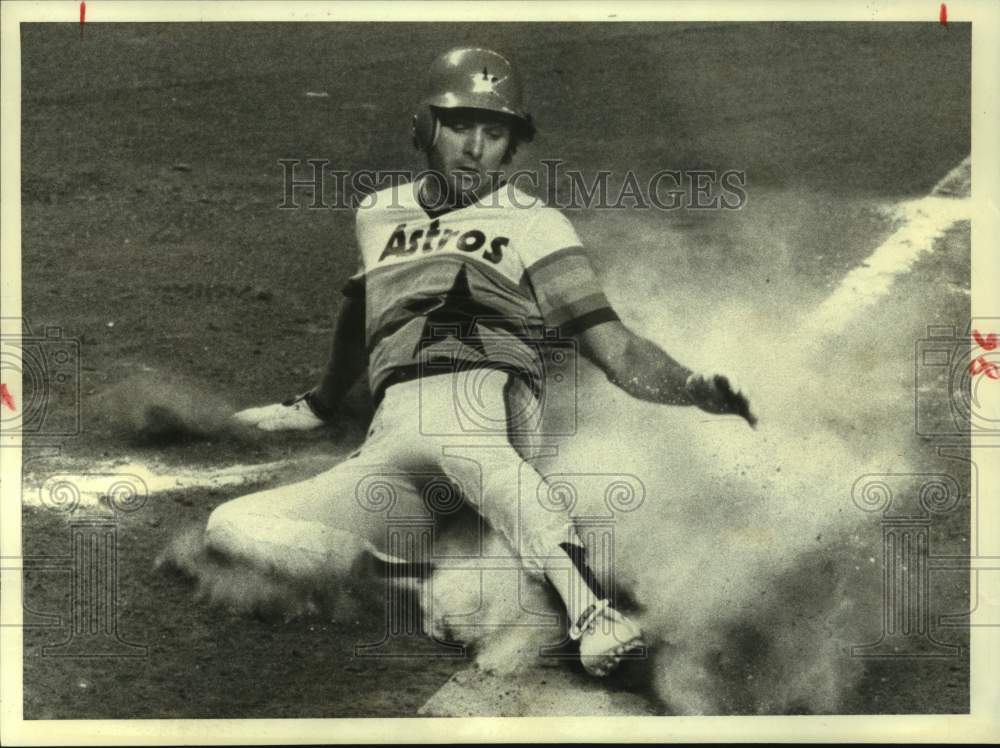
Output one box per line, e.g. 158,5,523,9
343,178,619,400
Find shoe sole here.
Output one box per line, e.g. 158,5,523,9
582,635,647,677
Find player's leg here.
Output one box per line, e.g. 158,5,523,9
437,443,644,675
415,369,646,675
205,463,425,580
190,411,429,617
206,475,384,580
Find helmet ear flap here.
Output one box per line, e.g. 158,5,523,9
412,106,439,152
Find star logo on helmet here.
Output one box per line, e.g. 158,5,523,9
470,67,503,95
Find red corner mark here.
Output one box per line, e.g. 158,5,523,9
80,1,86,40
939,3,948,28
0,383,14,413
969,332,999,380
972,330,998,351
970,356,1000,381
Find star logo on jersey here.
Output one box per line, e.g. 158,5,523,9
469,67,503,95
412,264,496,357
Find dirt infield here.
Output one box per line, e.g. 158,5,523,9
19,22,971,717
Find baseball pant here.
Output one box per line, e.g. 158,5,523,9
205,367,581,583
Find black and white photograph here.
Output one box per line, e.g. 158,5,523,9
1,1,998,743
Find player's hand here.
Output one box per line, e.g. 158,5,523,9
231,391,328,432
685,372,757,428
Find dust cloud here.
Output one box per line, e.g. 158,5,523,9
422,188,958,713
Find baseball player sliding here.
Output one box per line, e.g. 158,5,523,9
218,47,756,677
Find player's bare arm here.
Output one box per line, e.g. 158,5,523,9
577,318,757,427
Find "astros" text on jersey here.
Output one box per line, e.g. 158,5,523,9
378,220,510,265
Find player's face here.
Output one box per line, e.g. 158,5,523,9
428,108,512,202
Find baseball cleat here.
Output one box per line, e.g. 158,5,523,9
232,392,326,431
571,599,646,677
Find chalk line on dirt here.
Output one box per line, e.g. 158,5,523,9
803,156,970,335
23,457,310,511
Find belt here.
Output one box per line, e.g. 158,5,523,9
372,361,538,410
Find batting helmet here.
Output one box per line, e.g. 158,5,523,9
412,47,536,152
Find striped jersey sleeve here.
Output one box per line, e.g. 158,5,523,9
520,207,620,337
